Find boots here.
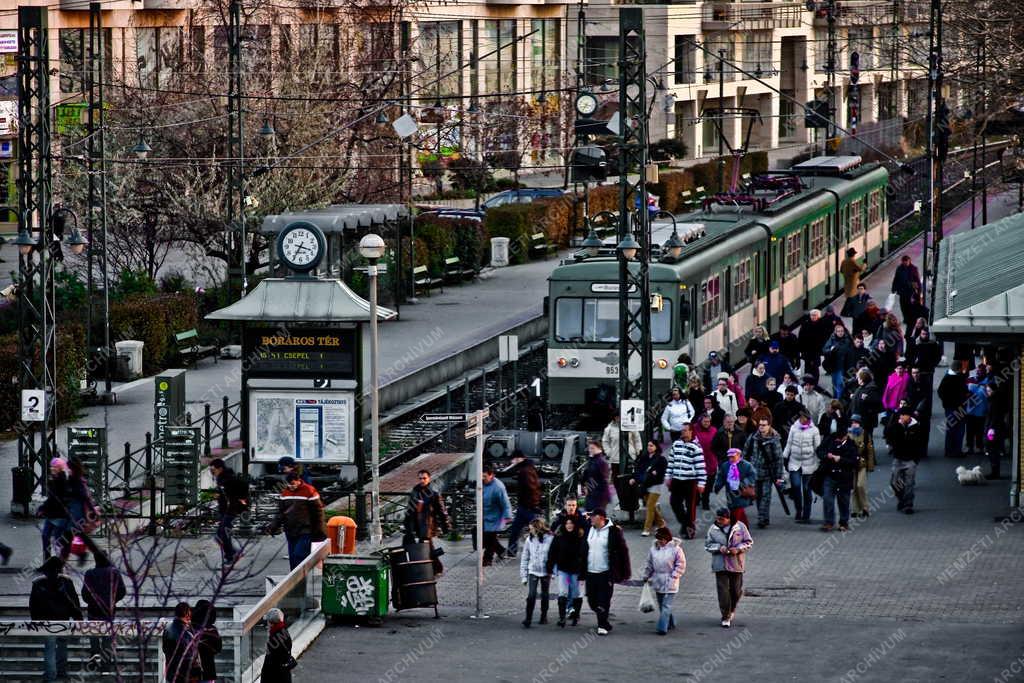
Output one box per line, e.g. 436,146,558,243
539,599,549,625
523,597,535,628
570,598,583,626
557,597,567,628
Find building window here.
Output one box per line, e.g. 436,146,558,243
530,19,560,94
701,274,721,326
60,28,113,94
674,35,696,85
784,232,802,275
421,21,462,101
848,27,874,71
809,218,826,260
585,36,617,86
189,26,206,74
850,198,864,236
705,35,736,81
741,32,772,76
779,93,797,139
136,27,184,89
482,20,516,94
732,259,752,307
297,24,338,79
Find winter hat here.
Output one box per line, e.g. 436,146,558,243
49,458,70,473
726,448,742,459
654,527,673,542
718,372,731,381
850,413,863,423
769,341,780,349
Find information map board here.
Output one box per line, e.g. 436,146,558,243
249,390,356,464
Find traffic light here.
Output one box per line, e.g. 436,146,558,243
933,99,950,163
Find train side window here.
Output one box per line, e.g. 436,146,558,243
732,258,752,307
850,198,864,236
784,231,802,276
700,274,721,327
809,218,826,259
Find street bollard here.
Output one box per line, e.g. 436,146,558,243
203,404,212,458
221,396,230,449
445,384,452,451
123,442,131,490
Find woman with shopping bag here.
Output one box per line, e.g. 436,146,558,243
641,527,686,635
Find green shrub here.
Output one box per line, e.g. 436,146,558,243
414,214,457,274
649,170,693,213
114,269,158,300
159,270,193,294
649,137,688,161
0,324,85,432
450,218,490,269
484,204,540,265
110,294,198,371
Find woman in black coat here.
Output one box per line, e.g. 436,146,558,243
191,600,223,683
261,608,294,683
546,517,589,627
819,425,860,531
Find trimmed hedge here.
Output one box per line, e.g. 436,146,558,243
484,204,543,265
0,324,86,432
110,294,199,371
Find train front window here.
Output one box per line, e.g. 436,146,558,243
554,297,671,343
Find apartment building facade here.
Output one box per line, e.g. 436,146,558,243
570,0,935,161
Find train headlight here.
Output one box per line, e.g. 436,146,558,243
557,357,568,368
656,358,669,369
570,357,580,368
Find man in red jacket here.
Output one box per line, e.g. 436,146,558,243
271,473,325,569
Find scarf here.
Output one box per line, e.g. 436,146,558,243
727,461,741,490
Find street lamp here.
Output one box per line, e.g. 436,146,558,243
617,233,641,261
259,118,276,139
12,228,35,256
358,232,386,546
581,228,604,257
131,137,152,160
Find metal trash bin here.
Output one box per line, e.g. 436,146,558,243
387,542,439,617
321,555,389,619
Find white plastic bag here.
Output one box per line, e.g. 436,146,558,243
639,581,657,613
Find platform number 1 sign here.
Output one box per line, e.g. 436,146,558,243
620,399,645,432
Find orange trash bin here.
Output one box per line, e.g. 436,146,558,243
327,516,357,554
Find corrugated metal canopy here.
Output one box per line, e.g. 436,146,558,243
260,204,409,234
205,278,396,322
932,212,1024,338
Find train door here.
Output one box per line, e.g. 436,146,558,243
723,263,733,352
802,225,811,312
757,246,769,330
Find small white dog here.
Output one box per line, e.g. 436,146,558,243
956,465,985,485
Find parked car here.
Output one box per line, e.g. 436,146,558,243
480,187,564,210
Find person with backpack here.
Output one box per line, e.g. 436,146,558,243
31,556,83,682
546,515,588,627
519,519,553,628
209,458,248,567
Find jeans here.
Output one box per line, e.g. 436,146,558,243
43,636,67,681
41,518,68,558
715,571,744,619
944,410,965,457
506,507,540,554
286,533,312,570
643,491,666,533
216,513,237,563
965,415,986,453
754,479,775,525
831,370,846,400
669,479,699,537
892,459,917,510
555,570,580,601
655,592,676,633
789,471,814,521
822,477,851,526
585,570,614,630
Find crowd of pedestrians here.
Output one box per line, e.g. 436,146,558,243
486,253,1013,638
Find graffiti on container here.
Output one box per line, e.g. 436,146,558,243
339,575,376,614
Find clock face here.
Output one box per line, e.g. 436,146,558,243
576,93,598,116
278,224,323,272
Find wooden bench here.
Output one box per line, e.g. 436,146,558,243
444,256,476,284
530,232,558,259
175,328,218,365
413,265,443,297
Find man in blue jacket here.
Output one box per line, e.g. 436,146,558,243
482,464,512,566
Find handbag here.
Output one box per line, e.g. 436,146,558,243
69,535,88,557
285,655,298,671
638,582,656,613
739,484,756,500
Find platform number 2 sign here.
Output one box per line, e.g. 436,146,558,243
620,399,645,432
21,389,46,422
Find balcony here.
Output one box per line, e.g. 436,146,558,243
810,0,929,26
702,2,803,31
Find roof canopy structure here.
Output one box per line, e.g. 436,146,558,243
206,278,396,322
260,204,409,235
932,213,1024,340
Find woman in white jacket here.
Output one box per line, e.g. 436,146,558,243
519,519,553,627
642,526,686,635
783,410,821,524
660,387,695,437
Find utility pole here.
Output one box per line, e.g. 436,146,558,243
825,0,838,152
616,7,652,462
926,0,944,310
576,0,590,226
86,2,112,399
971,37,980,230
718,49,726,192
922,0,936,307
226,0,246,299
980,31,988,225
15,6,56,506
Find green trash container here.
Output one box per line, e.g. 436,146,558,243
321,555,389,619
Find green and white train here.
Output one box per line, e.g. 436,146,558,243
547,155,889,405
